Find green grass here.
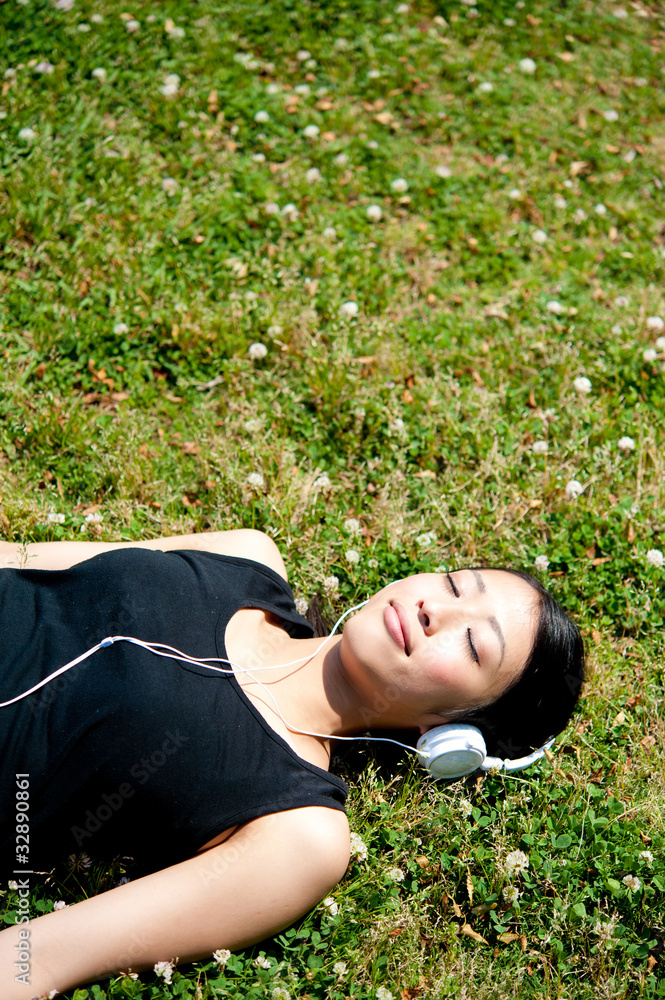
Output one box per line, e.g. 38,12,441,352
1,0,664,997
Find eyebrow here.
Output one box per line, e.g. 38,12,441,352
470,569,505,666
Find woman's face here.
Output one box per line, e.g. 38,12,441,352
339,569,538,731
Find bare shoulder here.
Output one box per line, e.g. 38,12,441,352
244,806,351,878
198,529,289,580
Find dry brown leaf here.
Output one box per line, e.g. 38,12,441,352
461,923,487,944
570,160,589,177
497,932,521,944
557,51,576,62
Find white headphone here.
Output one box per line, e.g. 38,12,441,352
416,724,554,780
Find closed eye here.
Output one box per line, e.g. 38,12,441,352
466,627,479,664
445,572,460,598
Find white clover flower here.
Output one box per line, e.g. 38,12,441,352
160,82,179,98
508,188,523,200
368,558,378,568
390,417,405,432
534,554,550,571
546,300,565,314
573,208,587,224
162,177,178,196
126,19,140,33
253,153,266,163
638,850,654,865
254,110,270,123
85,512,103,524
248,342,268,360
416,531,436,547
643,348,658,363
646,548,664,568
519,58,537,75
113,322,129,335
573,376,592,394
376,989,394,1000
554,195,567,209
35,61,55,74
314,473,332,489
617,436,635,452
303,124,320,139
272,988,290,1000
322,226,337,239
295,597,308,616
477,81,494,93
323,575,339,594
267,324,283,337
504,17,516,26
282,203,299,221
396,2,410,12
435,164,452,179
504,850,529,876
345,549,360,564
565,480,583,500
264,202,280,215
254,955,271,970
265,82,280,95
340,301,359,318
634,76,647,86
387,867,405,882
368,69,381,79
54,0,74,9
613,6,628,17
349,831,368,860
366,204,383,222
390,177,409,193
305,167,322,183
47,512,66,524
8,880,19,890
333,961,348,977
169,25,185,39
246,472,265,488
5,68,17,79
334,153,349,167
213,948,231,967
344,517,361,534
622,874,640,891
18,127,37,142
603,109,619,122
296,49,311,61
532,440,548,454
91,67,107,82
163,74,180,87
532,229,548,244
646,315,664,331
611,324,623,335
615,295,630,308
154,961,174,983
243,418,262,433
502,885,521,906
656,336,665,350
594,203,607,215
52,900,68,910
322,896,339,916
592,916,618,947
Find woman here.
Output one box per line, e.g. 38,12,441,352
0,529,584,998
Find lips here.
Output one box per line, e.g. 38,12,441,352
384,601,411,655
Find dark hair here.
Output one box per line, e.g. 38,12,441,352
452,568,585,759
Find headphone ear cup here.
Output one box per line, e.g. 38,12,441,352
416,724,487,779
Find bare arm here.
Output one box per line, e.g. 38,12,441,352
0,807,349,999
0,529,288,579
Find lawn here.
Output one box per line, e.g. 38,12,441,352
0,0,664,997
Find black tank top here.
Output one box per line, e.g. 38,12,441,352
0,549,348,874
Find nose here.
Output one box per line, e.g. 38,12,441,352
417,597,472,635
